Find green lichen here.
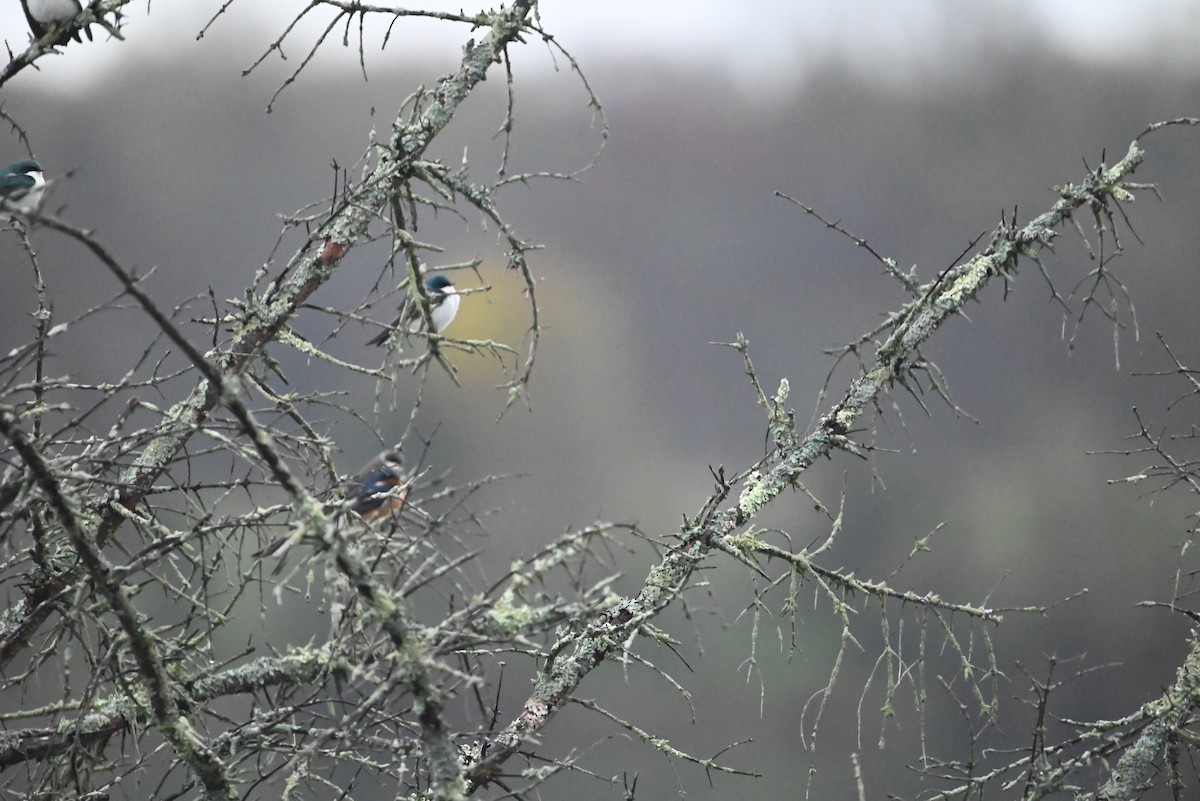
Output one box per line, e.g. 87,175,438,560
738,471,771,518
484,589,537,634
727,526,763,552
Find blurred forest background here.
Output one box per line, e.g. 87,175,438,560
3,2,1200,799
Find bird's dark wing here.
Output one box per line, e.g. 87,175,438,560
21,0,87,44
20,1,46,38
367,288,410,346
367,288,447,346
0,173,36,199
345,467,406,517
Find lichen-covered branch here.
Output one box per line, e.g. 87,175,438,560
0,644,343,769
0,0,536,674
465,131,1168,789
0,407,235,801
0,0,131,87
0,4,539,797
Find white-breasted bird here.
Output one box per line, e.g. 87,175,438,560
368,274,461,346
21,0,92,44
0,160,46,218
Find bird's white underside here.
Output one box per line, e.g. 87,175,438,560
25,0,82,24
407,288,461,334
1,171,46,218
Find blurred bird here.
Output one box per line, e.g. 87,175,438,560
0,160,46,218
21,0,92,44
368,274,461,346
341,449,410,522
254,450,410,560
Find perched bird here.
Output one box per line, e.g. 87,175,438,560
341,449,410,522
21,0,92,44
0,160,46,218
254,450,410,560
368,274,461,346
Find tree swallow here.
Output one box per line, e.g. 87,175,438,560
342,449,410,521
368,274,461,346
21,0,92,44
0,160,46,218
253,450,410,561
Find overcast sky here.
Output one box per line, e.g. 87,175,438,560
5,1,1200,91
